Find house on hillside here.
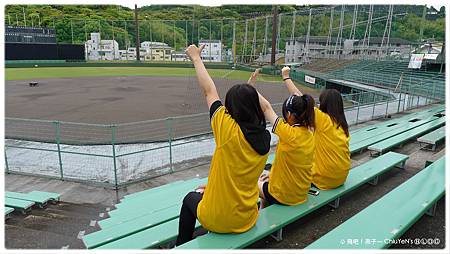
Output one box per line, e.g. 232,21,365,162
140,41,173,61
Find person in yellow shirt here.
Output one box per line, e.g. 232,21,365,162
247,69,315,207
281,67,351,190
176,44,271,246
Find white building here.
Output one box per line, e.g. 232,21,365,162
121,47,147,61
85,33,119,61
140,41,173,61
199,40,222,62
285,36,412,63
171,51,188,62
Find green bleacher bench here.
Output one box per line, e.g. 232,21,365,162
115,178,204,208
350,106,445,154
89,106,441,249
5,197,35,214
93,152,407,249
306,157,445,249
107,178,206,218
5,191,57,208
349,105,444,136
5,207,14,220
176,152,408,249
28,191,60,204
121,180,184,201
417,126,445,151
368,116,445,156
83,178,207,248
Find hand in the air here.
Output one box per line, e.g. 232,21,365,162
185,44,206,61
281,66,290,79
247,68,260,87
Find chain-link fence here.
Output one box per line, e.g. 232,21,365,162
5,89,442,189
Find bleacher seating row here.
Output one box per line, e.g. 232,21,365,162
300,59,357,73
306,156,445,249
82,104,445,249
299,59,445,100
329,60,445,100
4,191,60,218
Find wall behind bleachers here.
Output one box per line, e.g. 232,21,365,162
5,43,84,60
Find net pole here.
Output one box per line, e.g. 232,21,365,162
209,20,212,62
263,16,268,57
71,19,74,44
305,9,312,62
112,20,116,60
290,10,296,41
54,121,64,180
243,19,248,63
173,20,176,51
232,20,236,65
326,7,334,57
185,20,188,47
111,125,118,190
84,19,87,41
251,18,257,62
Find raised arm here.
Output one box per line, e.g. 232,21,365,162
185,44,220,109
247,69,278,124
281,66,302,96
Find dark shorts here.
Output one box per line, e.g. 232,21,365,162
262,182,282,205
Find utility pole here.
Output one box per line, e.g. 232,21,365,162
232,21,236,65
271,5,278,66
349,5,358,40
22,6,26,26
326,7,334,57
134,4,141,62
305,8,312,62
419,5,427,42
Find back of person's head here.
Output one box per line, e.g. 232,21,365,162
282,94,315,130
319,89,349,136
225,84,265,125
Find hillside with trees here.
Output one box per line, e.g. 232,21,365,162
5,4,445,53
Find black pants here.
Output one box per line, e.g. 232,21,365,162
262,181,282,205
175,191,203,246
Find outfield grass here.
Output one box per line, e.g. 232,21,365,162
5,66,320,96
5,67,282,82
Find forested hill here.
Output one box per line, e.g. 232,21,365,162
5,4,445,48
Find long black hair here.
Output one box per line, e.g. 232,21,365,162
282,94,315,130
319,89,349,137
224,84,266,125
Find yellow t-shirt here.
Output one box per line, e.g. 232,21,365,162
197,104,269,233
269,118,314,205
311,107,351,189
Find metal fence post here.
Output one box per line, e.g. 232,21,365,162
403,83,407,112
431,82,437,101
385,89,390,117
356,94,361,124
5,150,9,173
111,124,118,190
371,92,376,120
54,121,64,180
416,90,420,108
167,118,173,173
